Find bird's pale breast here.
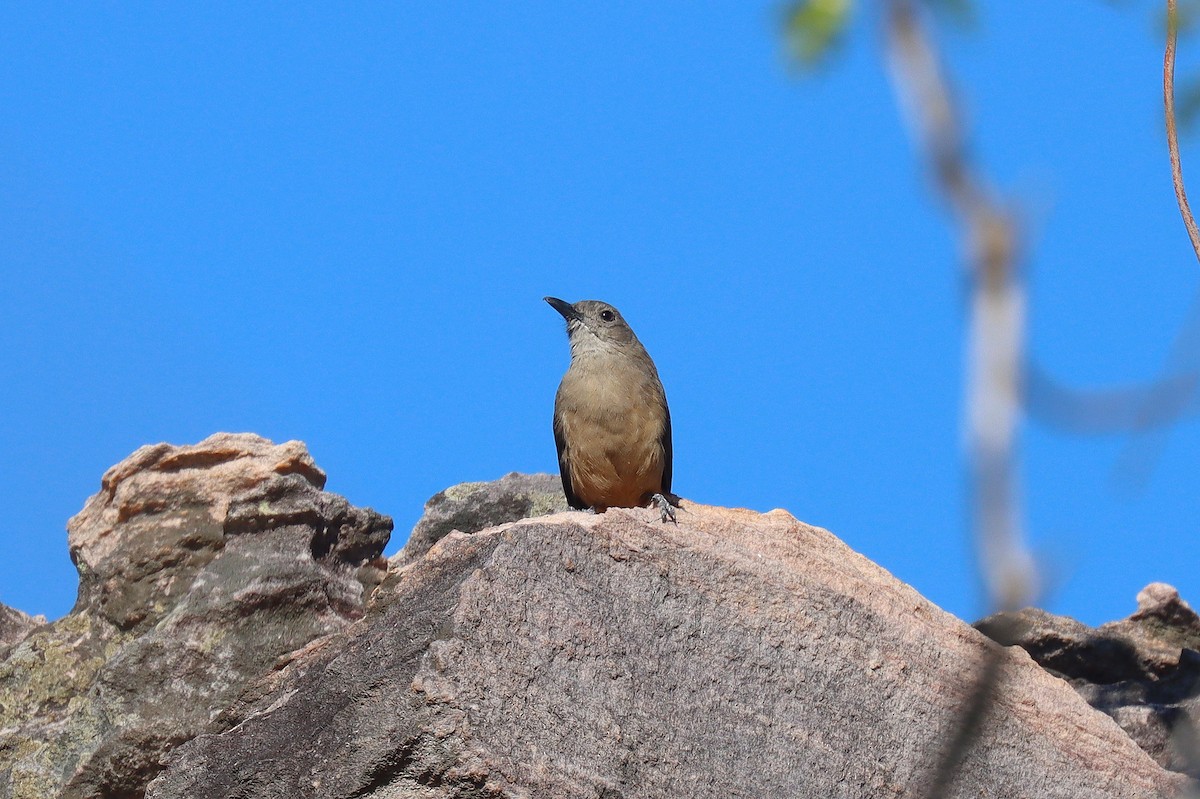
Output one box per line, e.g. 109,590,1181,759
556,356,667,510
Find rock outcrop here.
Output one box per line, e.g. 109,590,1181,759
147,503,1184,798
0,434,392,799
396,472,567,564
1,441,1189,799
978,582,1200,778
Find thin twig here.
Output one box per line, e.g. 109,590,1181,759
1111,0,1200,490
1166,0,1200,264
1161,5,1200,790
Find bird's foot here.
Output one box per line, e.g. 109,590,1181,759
650,493,680,524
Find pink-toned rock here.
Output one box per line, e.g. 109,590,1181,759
64,433,386,631
148,501,1183,799
67,435,320,619
5,453,1185,799
0,434,392,799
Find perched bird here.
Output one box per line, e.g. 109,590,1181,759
544,297,679,522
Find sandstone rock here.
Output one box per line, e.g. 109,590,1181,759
148,503,1182,799
396,471,567,564
978,582,1200,778
0,433,392,799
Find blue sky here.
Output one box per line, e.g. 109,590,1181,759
1,3,1196,626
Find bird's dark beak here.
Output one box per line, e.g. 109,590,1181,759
544,296,581,322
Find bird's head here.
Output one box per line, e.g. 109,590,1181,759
544,297,638,355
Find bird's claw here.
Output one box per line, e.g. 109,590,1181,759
650,493,679,524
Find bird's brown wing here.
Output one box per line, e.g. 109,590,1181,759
660,404,673,496
553,412,586,510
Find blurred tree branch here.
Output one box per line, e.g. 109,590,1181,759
882,4,1030,795
783,0,852,65
783,0,1200,794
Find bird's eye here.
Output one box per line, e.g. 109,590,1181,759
600,310,615,322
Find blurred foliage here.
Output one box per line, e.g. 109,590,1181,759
1180,78,1200,131
1171,0,1200,34
782,0,974,68
782,0,1200,132
783,0,852,66
1166,0,1200,131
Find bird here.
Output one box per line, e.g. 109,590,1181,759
544,296,679,522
